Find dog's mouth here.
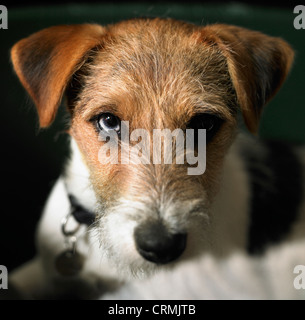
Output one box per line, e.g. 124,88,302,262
134,221,187,264
97,195,209,276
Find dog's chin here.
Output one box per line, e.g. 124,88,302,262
94,200,210,279
97,235,186,280
105,251,167,280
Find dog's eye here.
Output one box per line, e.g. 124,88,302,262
187,114,223,143
97,113,121,134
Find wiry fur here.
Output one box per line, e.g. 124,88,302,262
8,18,305,300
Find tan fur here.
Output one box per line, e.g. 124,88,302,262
203,24,294,132
11,24,105,127
68,19,240,206
11,17,294,245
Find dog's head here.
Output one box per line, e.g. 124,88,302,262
11,18,293,275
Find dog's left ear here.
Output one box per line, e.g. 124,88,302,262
11,24,105,127
203,24,294,133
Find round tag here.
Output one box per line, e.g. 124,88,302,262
55,250,84,276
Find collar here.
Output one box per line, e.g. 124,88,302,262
55,189,95,277
68,194,96,226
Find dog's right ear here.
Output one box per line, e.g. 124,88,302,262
11,24,105,127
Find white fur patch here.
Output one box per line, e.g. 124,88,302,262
96,196,210,278
64,138,98,211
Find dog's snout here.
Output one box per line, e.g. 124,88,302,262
134,221,187,264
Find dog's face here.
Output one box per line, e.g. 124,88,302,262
11,18,293,275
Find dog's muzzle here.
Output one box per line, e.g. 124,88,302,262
134,221,187,264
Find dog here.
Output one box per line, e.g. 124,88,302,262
8,18,305,299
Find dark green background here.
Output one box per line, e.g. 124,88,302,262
1,2,304,271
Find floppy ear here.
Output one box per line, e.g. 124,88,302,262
11,24,105,127
203,24,294,133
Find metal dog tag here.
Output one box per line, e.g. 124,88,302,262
55,249,84,277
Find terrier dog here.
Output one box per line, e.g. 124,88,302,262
9,18,305,299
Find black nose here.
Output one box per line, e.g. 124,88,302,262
134,221,187,264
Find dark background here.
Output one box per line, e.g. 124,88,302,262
1,1,305,272
5,1,304,9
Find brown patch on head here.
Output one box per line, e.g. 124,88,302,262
69,19,238,204
11,18,294,208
